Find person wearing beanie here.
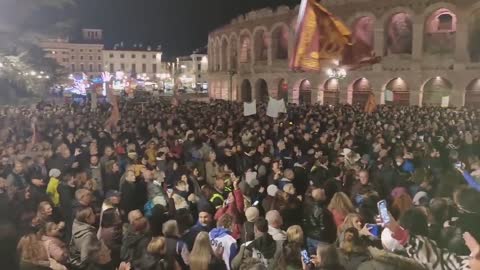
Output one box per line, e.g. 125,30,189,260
241,207,259,243
46,168,62,207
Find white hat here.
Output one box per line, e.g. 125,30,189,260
267,185,279,197
49,168,61,178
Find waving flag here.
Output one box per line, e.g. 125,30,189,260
290,0,351,71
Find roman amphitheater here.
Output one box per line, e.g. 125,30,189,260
207,0,480,107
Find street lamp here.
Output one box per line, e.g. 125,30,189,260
326,67,347,80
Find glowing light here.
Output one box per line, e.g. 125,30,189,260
201,56,208,63
180,65,187,69
436,76,441,79
326,68,346,79
155,53,162,61
30,71,37,76
46,75,50,79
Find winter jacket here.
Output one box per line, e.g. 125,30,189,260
69,220,105,269
6,171,27,189
214,189,245,240
232,234,279,270
120,180,148,217
87,166,103,195
165,237,189,270
133,253,177,270
46,177,60,206
120,226,150,264
103,172,121,192
209,227,238,270
182,222,211,251
392,226,469,270
302,200,336,243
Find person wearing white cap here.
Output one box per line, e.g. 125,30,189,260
46,168,61,207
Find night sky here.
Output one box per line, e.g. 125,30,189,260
75,0,298,58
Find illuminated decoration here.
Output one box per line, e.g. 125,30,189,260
101,72,114,96
326,67,347,79
66,72,89,96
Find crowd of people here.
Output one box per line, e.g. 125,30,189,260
0,97,480,270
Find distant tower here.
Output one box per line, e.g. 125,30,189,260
82,29,103,41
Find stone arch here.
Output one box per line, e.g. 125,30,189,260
299,79,312,105
421,77,453,106
221,36,229,71
350,77,372,106
239,29,252,63
270,23,289,60
253,26,269,62
382,8,414,55
468,8,480,62
322,78,340,105
275,78,288,101
383,77,409,105
254,78,269,102
229,33,238,70
241,79,253,102
423,5,457,55
465,79,480,108
351,16,375,63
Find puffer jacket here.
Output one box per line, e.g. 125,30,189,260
302,200,336,243
68,220,103,269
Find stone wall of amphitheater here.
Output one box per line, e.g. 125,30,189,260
207,0,480,107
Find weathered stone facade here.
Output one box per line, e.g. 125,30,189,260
207,0,480,107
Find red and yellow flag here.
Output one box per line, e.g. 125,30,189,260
364,92,377,114
290,0,351,71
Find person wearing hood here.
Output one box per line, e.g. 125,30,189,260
209,214,238,270
232,218,277,270
69,207,112,270
57,173,76,239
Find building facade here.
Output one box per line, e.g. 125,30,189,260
39,29,104,77
176,53,209,90
103,45,163,79
208,0,480,107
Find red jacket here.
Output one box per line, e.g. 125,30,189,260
214,189,244,240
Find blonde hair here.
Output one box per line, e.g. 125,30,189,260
17,234,48,264
328,192,355,216
286,225,304,244
147,237,167,255
190,231,214,270
340,213,362,234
